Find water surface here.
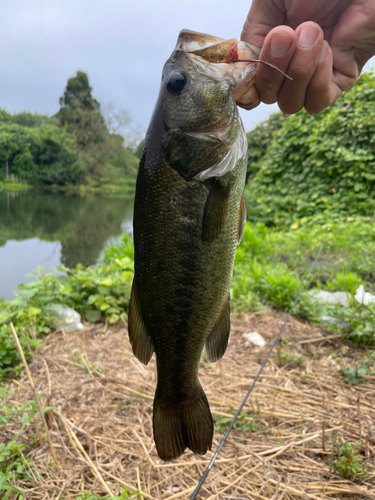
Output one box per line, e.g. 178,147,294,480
0,189,134,300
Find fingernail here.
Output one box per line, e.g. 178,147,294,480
318,40,329,64
270,31,293,58
298,26,319,48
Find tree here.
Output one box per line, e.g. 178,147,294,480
59,71,100,112
59,71,107,148
101,102,144,153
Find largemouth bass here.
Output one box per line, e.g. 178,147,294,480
128,30,259,461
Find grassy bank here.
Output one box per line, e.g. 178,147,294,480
1,218,374,382
232,219,375,344
0,177,136,195
40,176,136,196
0,180,32,192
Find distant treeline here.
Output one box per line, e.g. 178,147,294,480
0,71,140,186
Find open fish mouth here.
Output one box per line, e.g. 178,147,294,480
177,29,291,103
177,30,260,104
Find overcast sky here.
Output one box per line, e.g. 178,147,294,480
1,1,374,138
0,0,280,137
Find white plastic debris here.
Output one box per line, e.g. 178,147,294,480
242,331,266,347
307,290,350,307
46,304,84,333
354,285,375,306
321,315,351,330
321,315,339,325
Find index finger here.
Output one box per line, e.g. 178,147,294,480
241,0,286,46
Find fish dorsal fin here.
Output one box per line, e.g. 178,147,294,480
238,192,247,245
205,297,230,362
202,180,230,244
128,281,154,365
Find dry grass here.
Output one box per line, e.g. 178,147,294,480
2,312,375,499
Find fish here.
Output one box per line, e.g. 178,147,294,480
128,29,260,462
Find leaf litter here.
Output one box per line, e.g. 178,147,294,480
2,312,375,499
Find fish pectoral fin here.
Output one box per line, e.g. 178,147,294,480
202,179,230,244
237,192,247,245
205,296,230,363
128,281,154,365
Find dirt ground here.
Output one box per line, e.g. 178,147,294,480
3,312,375,499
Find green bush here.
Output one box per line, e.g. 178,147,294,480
246,112,286,182
245,72,375,228
0,123,83,185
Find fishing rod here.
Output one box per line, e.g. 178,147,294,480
189,228,330,500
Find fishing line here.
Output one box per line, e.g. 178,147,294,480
232,59,293,80
189,228,330,500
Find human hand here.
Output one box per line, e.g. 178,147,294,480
240,0,375,114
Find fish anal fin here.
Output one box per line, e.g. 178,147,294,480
128,281,154,365
153,384,213,461
205,297,230,363
238,192,247,244
202,180,230,244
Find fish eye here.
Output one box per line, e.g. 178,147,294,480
167,72,187,95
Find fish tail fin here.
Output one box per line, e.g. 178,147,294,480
153,384,213,461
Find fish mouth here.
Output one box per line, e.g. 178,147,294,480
175,30,261,102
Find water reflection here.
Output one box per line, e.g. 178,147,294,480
0,189,134,299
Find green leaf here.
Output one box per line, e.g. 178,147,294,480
84,309,102,323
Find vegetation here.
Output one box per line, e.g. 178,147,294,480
0,385,47,499
214,408,258,434
1,217,374,381
330,441,367,480
342,350,375,385
231,219,375,342
0,234,134,380
246,111,286,182
0,71,139,188
75,488,145,500
277,337,306,367
245,73,375,229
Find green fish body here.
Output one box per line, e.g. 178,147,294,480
128,30,258,461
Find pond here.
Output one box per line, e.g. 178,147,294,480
0,188,134,300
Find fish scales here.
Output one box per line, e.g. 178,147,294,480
128,29,258,461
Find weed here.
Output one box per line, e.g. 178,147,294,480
300,371,311,383
342,366,368,385
326,273,362,295
0,385,46,498
214,408,258,434
277,338,306,368
75,487,145,499
340,346,348,357
342,351,375,385
71,350,105,375
330,441,367,480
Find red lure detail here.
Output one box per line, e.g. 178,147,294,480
229,45,238,62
